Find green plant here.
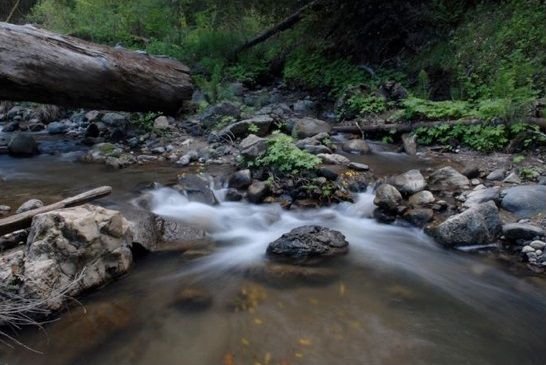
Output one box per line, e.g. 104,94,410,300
248,132,320,175
512,155,525,164
399,97,472,121
519,167,540,181
131,112,162,132
248,123,259,134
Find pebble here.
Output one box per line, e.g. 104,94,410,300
471,178,481,186
530,240,546,250
522,246,535,253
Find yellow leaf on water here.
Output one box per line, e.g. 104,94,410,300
222,352,235,365
308,298,318,305
339,282,346,296
298,338,312,346
295,352,304,358
264,352,271,364
254,318,263,325
241,338,250,346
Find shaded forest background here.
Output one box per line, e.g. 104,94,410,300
1,0,545,127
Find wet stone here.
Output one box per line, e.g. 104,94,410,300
171,287,213,311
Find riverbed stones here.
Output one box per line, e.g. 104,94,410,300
292,117,331,138
239,134,267,159
391,169,426,195
502,223,545,242
21,204,133,310
266,225,349,265
428,166,469,190
153,116,171,130
229,169,252,189
247,181,270,204
215,115,273,140
374,184,402,211
342,139,370,154
408,190,434,207
200,101,241,129
463,187,500,208
8,133,38,157
16,199,44,213
486,168,506,181
176,174,218,205
500,185,546,218
317,153,350,166
429,201,502,247
47,121,69,135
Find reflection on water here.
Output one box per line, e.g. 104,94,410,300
0,150,545,365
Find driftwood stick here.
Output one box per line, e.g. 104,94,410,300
0,186,112,236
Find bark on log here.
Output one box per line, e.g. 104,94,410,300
0,22,193,114
0,186,112,235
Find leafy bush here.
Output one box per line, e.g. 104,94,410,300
398,97,472,120
248,132,320,175
415,121,546,152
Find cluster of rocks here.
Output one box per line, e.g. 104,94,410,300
372,164,546,270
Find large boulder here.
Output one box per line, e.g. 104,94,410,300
228,169,252,189
239,134,268,159
21,205,133,310
266,226,349,265
428,166,469,190
391,169,426,195
501,185,546,218
200,101,241,129
8,133,38,157
429,201,502,247
374,184,402,211
292,117,331,139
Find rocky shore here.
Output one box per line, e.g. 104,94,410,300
1,83,546,333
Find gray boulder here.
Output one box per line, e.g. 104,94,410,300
200,102,241,129
228,169,252,189
501,185,546,218
16,199,44,214
403,208,433,228
47,121,69,135
247,181,270,204
463,187,501,208
239,134,268,159
266,226,349,265
317,153,350,166
428,166,469,190
374,184,402,211
486,168,506,181
408,190,435,206
429,201,502,247
391,169,426,195
292,117,331,138
176,174,218,205
8,133,38,157
342,139,370,155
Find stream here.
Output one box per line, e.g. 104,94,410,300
1,135,546,365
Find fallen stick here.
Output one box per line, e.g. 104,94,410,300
0,186,112,236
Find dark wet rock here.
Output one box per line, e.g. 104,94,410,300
373,208,397,223
501,185,546,218
374,184,402,211
154,216,207,251
171,287,213,311
503,223,545,242
302,144,332,155
401,133,417,156
225,188,244,201
247,181,270,204
462,165,481,179
463,186,501,208
348,162,370,171
342,139,370,155
319,165,341,180
16,199,44,213
0,229,28,252
266,225,349,265
403,208,434,228
8,133,38,157
28,122,45,132
47,120,69,135
486,168,506,181
176,174,218,205
229,169,252,189
215,115,273,140
101,112,128,127
429,201,502,247
391,169,426,195
408,190,434,207
428,166,469,190
317,153,350,166
538,176,546,185
176,150,199,166
85,123,101,138
245,262,338,286
293,99,316,116
3,121,19,132
292,117,331,138
239,134,268,159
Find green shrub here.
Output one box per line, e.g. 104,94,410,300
248,132,320,175
398,97,472,120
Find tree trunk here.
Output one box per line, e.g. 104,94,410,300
0,22,193,114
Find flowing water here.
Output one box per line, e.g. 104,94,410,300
1,136,545,365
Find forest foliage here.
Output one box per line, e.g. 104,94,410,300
18,0,546,124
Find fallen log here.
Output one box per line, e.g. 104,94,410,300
0,22,193,114
0,186,112,236
332,119,502,135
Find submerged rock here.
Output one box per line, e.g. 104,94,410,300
429,201,502,247
171,287,213,311
266,225,349,265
